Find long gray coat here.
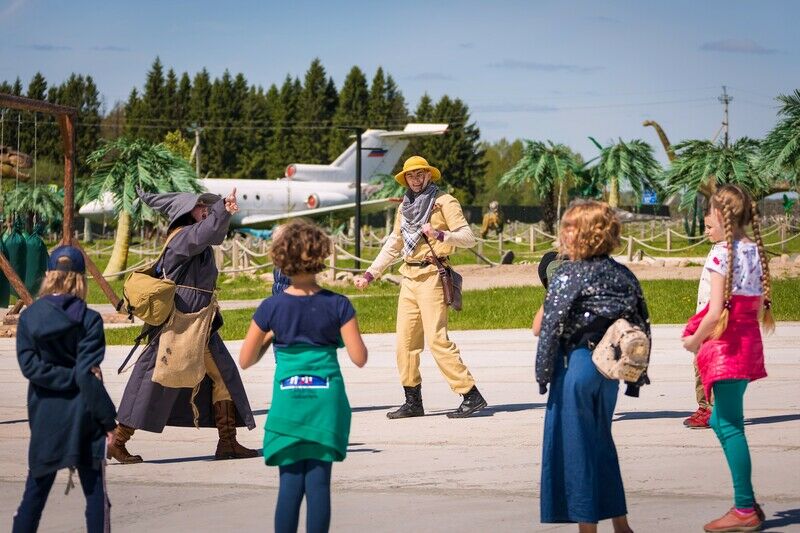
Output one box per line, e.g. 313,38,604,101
116,193,255,432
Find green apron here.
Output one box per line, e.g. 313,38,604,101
264,344,351,466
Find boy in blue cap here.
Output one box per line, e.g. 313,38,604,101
13,245,117,533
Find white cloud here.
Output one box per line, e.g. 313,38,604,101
487,59,602,74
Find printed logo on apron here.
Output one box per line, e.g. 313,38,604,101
280,375,329,390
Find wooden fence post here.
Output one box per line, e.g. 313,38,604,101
666,229,672,252
328,237,337,279
627,236,634,261
781,223,787,253
529,225,535,253
477,240,484,263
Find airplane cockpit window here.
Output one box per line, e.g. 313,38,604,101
256,194,261,201
243,194,248,200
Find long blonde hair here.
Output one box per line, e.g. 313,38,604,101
709,184,774,338
38,256,87,300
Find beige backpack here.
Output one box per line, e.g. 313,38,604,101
592,318,650,382
119,228,184,326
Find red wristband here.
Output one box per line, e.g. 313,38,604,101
363,272,374,283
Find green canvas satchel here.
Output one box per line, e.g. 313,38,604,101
119,228,184,326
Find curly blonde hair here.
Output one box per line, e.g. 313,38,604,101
559,200,621,260
270,219,332,276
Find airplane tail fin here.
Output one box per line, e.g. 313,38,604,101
288,123,447,183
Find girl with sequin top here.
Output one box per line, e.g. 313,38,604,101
537,200,648,533
682,185,772,533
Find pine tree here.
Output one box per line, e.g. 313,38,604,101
140,57,166,141
268,76,302,178
189,69,212,126
240,85,271,179
164,68,178,127
264,83,283,178
204,71,234,176
124,87,143,139
176,72,192,130
297,59,336,164
367,67,389,127
329,66,368,160
385,74,409,127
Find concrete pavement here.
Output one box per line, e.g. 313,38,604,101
1,325,798,532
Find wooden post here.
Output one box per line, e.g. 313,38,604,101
627,236,634,261
58,113,76,246
529,225,535,253
231,239,240,278
498,230,503,256
666,228,672,252
72,239,121,310
780,223,786,253
477,239,484,263
328,237,337,278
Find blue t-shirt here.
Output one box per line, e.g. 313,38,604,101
253,289,356,348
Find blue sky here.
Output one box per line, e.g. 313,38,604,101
1,0,798,163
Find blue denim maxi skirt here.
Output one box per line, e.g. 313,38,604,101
540,347,627,523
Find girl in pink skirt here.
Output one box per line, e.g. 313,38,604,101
682,184,773,532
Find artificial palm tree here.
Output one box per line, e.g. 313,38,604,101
663,138,766,210
598,139,661,208
498,140,578,233
761,90,800,192
86,138,201,279
3,183,64,225
369,173,406,199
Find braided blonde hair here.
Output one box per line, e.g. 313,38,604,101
750,200,775,333
710,185,773,338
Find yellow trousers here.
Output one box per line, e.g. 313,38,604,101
694,357,712,409
204,348,231,404
395,271,475,395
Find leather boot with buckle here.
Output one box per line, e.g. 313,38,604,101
447,386,487,418
214,400,259,460
106,424,143,464
387,385,424,419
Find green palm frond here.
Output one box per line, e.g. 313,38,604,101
369,173,406,199
498,140,578,199
762,90,800,186
664,138,766,210
86,138,201,221
4,183,64,222
598,139,662,200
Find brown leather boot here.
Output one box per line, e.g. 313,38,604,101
107,424,143,464
213,400,259,460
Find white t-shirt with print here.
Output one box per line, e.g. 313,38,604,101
701,241,763,301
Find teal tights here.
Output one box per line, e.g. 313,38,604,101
710,379,754,508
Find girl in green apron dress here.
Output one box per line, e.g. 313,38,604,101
240,220,367,533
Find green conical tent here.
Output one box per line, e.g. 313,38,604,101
24,223,49,296
3,219,28,299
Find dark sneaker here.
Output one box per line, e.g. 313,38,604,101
447,386,487,418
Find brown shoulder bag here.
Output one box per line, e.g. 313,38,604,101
422,235,463,311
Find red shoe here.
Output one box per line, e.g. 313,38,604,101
683,407,707,426
687,407,711,429
703,507,762,532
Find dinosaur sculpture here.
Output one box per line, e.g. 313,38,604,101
0,145,32,180
642,120,675,162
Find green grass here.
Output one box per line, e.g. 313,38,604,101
103,277,800,345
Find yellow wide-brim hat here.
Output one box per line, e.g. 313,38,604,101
394,155,442,187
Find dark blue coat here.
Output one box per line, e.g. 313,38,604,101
17,295,117,477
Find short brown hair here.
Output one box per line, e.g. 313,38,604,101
270,219,332,276
559,200,621,260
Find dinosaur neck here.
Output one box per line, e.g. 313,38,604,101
645,122,675,162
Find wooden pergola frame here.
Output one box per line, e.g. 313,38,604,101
0,93,120,315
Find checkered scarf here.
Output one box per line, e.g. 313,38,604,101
400,183,438,257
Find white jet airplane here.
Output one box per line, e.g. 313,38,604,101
79,123,448,229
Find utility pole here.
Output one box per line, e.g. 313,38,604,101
718,85,733,148
188,123,203,177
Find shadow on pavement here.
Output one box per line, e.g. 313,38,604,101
426,402,545,418
614,410,694,421
763,507,800,531
0,418,27,425
141,452,263,465
253,405,395,417
745,414,800,426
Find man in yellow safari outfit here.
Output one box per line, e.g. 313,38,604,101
354,156,487,418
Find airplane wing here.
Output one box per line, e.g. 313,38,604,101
237,198,401,229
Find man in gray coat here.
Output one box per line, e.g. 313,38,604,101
110,188,257,463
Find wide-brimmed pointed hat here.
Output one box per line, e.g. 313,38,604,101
394,156,442,187
137,188,221,230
